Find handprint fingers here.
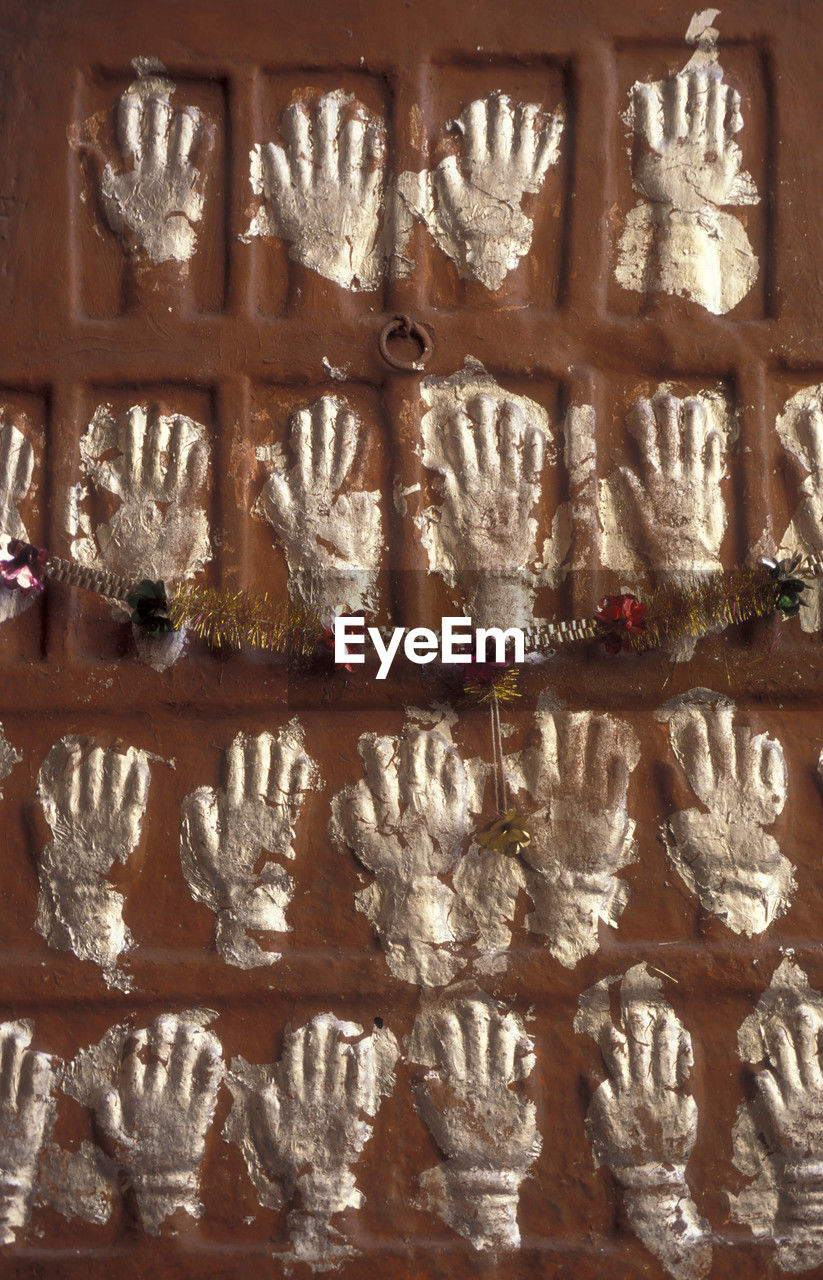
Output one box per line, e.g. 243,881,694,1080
681,398,709,478
663,73,689,142
632,82,664,151
190,1035,222,1127
166,1021,202,1095
793,1005,823,1091
652,1012,688,1090
466,395,500,482
0,423,33,509
0,1026,30,1107
436,1010,466,1080
600,1025,631,1092
282,101,314,193
488,92,515,164
686,69,709,145
358,733,400,829
626,397,662,474
169,106,199,169
461,1001,492,1088
143,95,173,171
766,1019,804,1100
625,1003,655,1082
117,91,143,161
461,97,489,169
313,93,341,177
706,73,728,155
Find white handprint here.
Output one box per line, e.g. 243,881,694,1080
600,388,731,579
244,89,391,291
72,402,210,583
397,91,563,290
659,690,794,934
733,959,823,1272
776,386,823,631
66,1012,222,1233
180,722,319,969
0,1023,60,1244
254,395,382,622
330,722,484,987
99,73,210,264
506,702,639,967
35,735,151,987
0,414,38,626
617,36,759,314
417,363,564,627
408,994,540,1251
576,964,711,1280
225,1013,398,1266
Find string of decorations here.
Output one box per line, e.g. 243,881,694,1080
1,537,819,665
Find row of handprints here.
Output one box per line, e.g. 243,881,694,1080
2,369,822,647
1,692,804,990
0,960,819,1277
83,17,759,313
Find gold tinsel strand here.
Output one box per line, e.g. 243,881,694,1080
627,567,779,653
169,582,324,658
463,666,522,705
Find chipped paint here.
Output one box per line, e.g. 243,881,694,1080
416,361,565,628
731,959,823,1271
775,385,823,631
658,690,794,935
65,1011,222,1234
0,415,37,627
35,736,151,989
254,394,383,623
396,92,563,290
575,964,711,1280
37,1142,116,1226
243,89,399,291
407,992,540,1251
0,724,20,795
616,17,759,314
225,1013,398,1268
329,720,487,987
0,1022,60,1244
180,722,320,969
505,697,640,967
98,65,210,264
71,402,211,586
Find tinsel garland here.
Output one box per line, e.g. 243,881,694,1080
168,582,324,658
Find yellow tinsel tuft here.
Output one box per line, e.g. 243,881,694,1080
626,567,779,653
168,583,324,658
463,666,521,705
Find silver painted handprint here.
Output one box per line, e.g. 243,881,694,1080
180,722,320,969
576,964,711,1280
225,1013,398,1267
65,1011,222,1234
0,1022,59,1245
397,91,563,290
329,721,484,987
99,71,211,264
408,993,540,1251
417,363,564,627
71,402,210,584
0,414,38,626
776,386,823,631
658,690,794,935
244,89,390,291
35,735,151,988
600,389,730,579
617,31,759,314
506,699,639,967
732,960,823,1272
254,395,382,622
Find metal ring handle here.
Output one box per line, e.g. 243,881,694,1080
378,314,433,371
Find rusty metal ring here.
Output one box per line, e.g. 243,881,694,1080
378,314,433,371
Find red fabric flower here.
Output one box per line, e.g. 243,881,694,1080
0,539,47,593
595,593,646,654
